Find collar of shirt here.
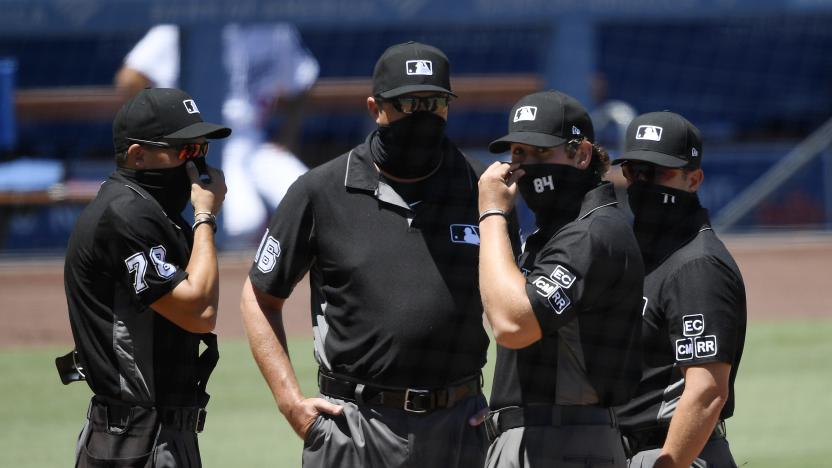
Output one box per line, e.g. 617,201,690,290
643,207,713,269
533,182,618,237
343,133,475,210
109,171,189,232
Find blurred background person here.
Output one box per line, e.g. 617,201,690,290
115,23,318,247
589,72,637,158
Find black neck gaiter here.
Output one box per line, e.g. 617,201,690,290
517,164,600,228
372,112,446,179
627,181,703,267
117,165,191,216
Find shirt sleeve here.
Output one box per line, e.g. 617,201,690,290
107,207,189,307
249,174,316,298
523,227,593,334
663,257,744,366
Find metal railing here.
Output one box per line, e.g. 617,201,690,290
713,116,832,231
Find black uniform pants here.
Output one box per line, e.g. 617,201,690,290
74,397,203,468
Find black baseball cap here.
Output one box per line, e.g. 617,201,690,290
613,111,702,168
372,41,456,98
489,90,594,153
113,88,231,153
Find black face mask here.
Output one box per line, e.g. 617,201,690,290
118,164,191,216
373,112,447,179
517,164,599,227
627,181,702,262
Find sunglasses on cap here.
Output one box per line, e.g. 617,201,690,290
620,161,685,184
376,94,452,114
126,137,210,160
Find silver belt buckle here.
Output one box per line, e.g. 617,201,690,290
403,388,431,414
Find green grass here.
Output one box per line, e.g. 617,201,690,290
728,320,832,467
1,319,830,467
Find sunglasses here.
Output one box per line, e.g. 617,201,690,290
621,161,681,183
126,137,210,160
377,94,452,114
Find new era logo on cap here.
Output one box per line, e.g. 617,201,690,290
514,106,537,122
183,99,199,114
572,125,581,135
636,125,663,141
406,60,433,76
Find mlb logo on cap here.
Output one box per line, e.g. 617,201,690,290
183,99,199,114
372,41,455,98
636,125,663,141
406,60,433,76
112,88,231,154
614,111,703,169
514,106,537,122
489,90,595,154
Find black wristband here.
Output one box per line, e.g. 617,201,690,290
478,209,508,223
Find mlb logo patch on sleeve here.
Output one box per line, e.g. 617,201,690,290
675,338,694,361
547,286,571,315
449,224,480,245
694,336,718,358
682,314,705,336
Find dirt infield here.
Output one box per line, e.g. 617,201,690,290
1,232,830,348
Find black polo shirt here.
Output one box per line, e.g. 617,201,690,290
64,170,205,406
250,135,505,388
616,209,747,433
490,183,645,409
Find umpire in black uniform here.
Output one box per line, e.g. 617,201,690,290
477,90,644,467
61,88,229,467
241,41,515,467
613,111,747,467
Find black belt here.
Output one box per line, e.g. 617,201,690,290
485,405,616,442
158,406,207,433
317,370,481,414
623,420,727,455
89,396,207,433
